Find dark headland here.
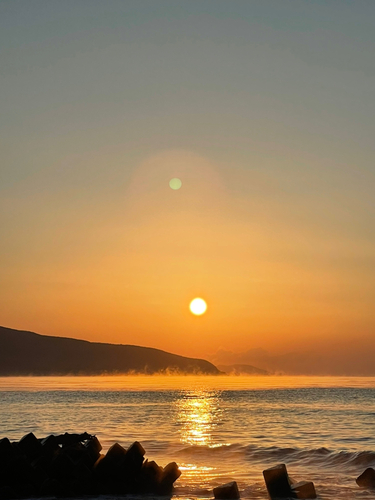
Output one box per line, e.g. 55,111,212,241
0,326,221,375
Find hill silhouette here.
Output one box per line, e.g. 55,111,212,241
0,326,221,375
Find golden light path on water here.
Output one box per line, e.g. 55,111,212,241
175,388,226,490
177,390,222,447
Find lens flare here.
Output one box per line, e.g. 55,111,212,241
169,178,182,190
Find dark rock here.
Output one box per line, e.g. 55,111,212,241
73,462,93,482
5,456,33,484
40,435,59,457
39,478,64,497
65,478,86,496
94,479,107,495
10,444,21,459
0,433,181,497
100,444,129,486
49,453,75,481
55,432,91,446
0,486,16,500
84,435,102,464
18,433,42,459
106,442,127,461
40,434,58,448
93,454,105,471
93,453,121,483
124,441,145,470
263,464,293,499
29,464,49,488
159,461,182,493
356,467,375,489
61,442,87,464
0,439,15,465
291,480,317,499
139,459,163,491
14,482,37,498
213,481,240,499
30,454,53,472
93,444,128,485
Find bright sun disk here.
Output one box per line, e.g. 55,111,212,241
189,298,207,315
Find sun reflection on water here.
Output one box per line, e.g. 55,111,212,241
176,389,222,447
174,389,224,490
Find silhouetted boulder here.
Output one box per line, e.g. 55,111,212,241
106,442,127,461
213,481,240,499
263,464,318,499
61,442,87,464
93,444,128,485
15,482,37,499
356,467,375,489
10,444,21,460
29,463,49,489
0,433,181,497
263,464,293,498
30,454,53,474
291,480,317,499
39,435,59,462
84,435,101,464
18,433,42,459
139,459,163,492
92,454,109,479
124,441,145,470
0,439,15,466
49,453,75,481
159,461,182,494
39,478,64,497
40,434,59,451
6,456,33,485
73,462,93,483
0,486,16,500
66,478,86,497
55,432,92,446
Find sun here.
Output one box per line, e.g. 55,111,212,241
189,298,207,316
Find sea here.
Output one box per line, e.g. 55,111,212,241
1,375,375,500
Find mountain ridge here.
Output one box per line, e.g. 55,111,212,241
209,341,375,376
0,326,221,375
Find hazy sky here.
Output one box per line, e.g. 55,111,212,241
1,1,374,360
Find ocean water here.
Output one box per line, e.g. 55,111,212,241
1,375,375,500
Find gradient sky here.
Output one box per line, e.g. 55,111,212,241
1,1,374,360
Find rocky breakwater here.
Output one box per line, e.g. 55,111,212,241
0,432,181,499
263,464,316,499
356,467,375,489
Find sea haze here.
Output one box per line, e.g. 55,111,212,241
1,376,374,500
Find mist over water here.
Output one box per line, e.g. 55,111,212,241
1,376,374,499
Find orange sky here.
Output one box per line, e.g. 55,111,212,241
1,149,374,359
1,2,374,363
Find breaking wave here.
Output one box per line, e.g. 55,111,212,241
177,443,375,469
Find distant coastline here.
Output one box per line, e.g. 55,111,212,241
0,326,221,376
